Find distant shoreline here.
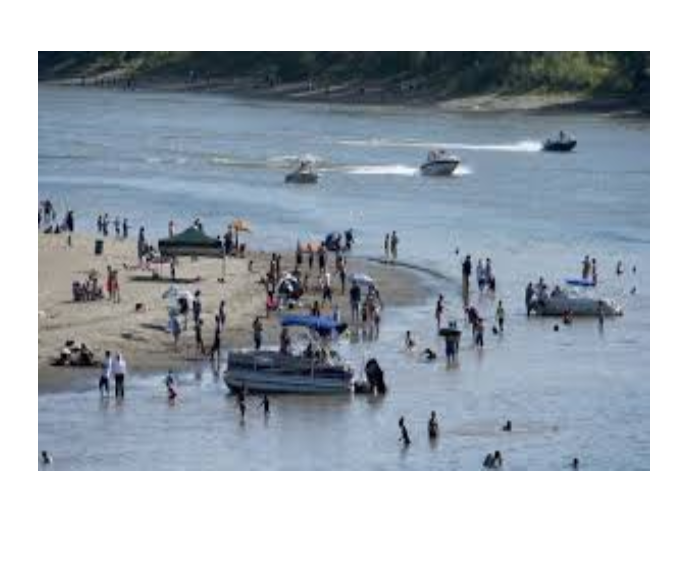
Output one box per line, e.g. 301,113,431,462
39,77,649,118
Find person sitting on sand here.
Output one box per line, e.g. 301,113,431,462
502,420,512,432
78,343,94,366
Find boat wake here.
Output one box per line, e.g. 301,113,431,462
338,138,542,153
211,154,325,170
343,164,419,176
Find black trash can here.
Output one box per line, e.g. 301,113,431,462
94,239,104,256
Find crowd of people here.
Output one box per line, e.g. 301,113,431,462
97,213,129,239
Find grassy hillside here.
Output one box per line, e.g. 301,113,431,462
38,51,649,101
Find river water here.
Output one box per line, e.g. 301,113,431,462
38,85,649,470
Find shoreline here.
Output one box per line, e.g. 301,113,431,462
38,232,430,394
39,77,649,118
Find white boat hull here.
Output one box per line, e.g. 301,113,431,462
224,371,353,394
224,350,353,394
530,296,622,317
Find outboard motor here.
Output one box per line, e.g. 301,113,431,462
365,358,387,394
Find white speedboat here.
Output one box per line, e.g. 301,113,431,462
285,159,319,184
420,150,460,176
224,315,353,394
529,288,622,317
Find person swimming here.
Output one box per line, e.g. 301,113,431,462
421,348,437,361
405,331,416,350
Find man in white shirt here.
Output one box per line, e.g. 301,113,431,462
99,351,112,397
113,352,127,399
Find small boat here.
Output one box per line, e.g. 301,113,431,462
223,315,353,394
529,288,622,317
285,159,319,184
543,133,577,152
420,150,460,176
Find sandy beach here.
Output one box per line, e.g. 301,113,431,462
38,231,427,392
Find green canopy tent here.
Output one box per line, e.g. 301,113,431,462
158,227,226,280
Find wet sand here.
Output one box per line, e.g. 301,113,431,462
38,232,428,392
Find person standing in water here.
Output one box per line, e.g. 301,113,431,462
435,295,444,329
582,255,591,280
165,370,177,402
496,300,505,333
113,352,127,399
194,318,205,356
428,411,439,440
99,350,112,398
218,300,227,330
462,254,472,303
259,395,270,416
525,282,535,317
390,231,399,261
349,280,361,324
384,233,390,260
238,392,246,419
210,316,221,367
398,416,411,447
591,258,598,285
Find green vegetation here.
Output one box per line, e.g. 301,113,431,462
38,51,649,100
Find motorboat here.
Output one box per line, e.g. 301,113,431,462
420,150,460,176
223,315,353,394
542,133,577,152
285,159,319,184
529,287,622,317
